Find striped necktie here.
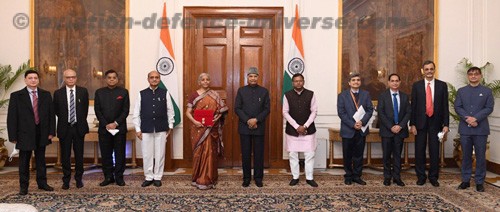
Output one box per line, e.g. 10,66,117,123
32,91,39,125
69,89,76,124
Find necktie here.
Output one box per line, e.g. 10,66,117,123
32,91,39,125
425,82,433,117
393,93,399,124
70,89,76,124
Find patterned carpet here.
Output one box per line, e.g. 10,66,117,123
0,173,498,211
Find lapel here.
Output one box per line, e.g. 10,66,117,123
385,90,395,118
62,87,69,109
22,88,35,115
345,90,357,112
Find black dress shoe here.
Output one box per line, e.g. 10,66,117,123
141,180,154,187
76,180,84,188
99,178,115,187
393,179,405,187
383,178,391,186
19,189,28,196
255,180,263,187
476,184,485,192
344,179,352,185
289,179,299,186
38,184,54,191
62,183,70,190
153,180,162,187
306,180,318,187
242,180,250,187
352,178,367,185
416,179,426,186
430,180,440,187
116,179,126,186
457,182,470,190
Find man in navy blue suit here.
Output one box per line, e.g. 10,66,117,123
410,60,449,187
337,73,374,185
455,67,494,192
377,73,411,186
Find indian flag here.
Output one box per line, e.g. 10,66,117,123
156,2,181,127
283,4,305,98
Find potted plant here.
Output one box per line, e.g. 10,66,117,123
0,60,32,169
448,58,500,168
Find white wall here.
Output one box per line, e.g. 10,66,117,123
485,0,500,164
0,0,499,165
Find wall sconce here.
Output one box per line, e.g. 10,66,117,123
43,60,57,75
378,67,387,78
92,67,103,78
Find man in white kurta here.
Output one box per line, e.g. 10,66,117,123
133,71,174,187
283,73,318,187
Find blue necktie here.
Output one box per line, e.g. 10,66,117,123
393,93,399,124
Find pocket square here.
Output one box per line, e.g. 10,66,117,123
116,96,123,100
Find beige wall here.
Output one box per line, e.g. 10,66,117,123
1,0,499,165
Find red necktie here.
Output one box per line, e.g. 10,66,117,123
425,82,433,117
32,90,39,125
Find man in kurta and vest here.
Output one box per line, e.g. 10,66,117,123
133,71,174,187
283,73,319,187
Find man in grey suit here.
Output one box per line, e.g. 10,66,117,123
455,67,494,192
377,73,411,186
7,70,56,195
337,73,374,185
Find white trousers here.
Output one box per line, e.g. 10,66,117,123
289,151,315,180
141,132,167,181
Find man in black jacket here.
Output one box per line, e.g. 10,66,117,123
377,73,411,186
234,67,270,188
8,70,56,195
410,60,449,187
53,69,89,189
94,69,130,186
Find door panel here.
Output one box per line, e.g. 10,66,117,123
183,7,284,168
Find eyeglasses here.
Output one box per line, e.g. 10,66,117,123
467,72,481,76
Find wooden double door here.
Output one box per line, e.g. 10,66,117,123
182,8,285,168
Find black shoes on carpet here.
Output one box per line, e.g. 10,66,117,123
142,180,162,187
289,178,318,187
457,182,485,192
99,178,125,186
99,178,115,187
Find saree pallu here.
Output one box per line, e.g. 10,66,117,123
189,90,228,189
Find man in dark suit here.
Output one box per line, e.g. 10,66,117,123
94,69,130,186
377,73,411,187
455,67,494,192
337,73,374,185
53,69,89,190
410,60,449,187
235,67,270,188
7,70,56,195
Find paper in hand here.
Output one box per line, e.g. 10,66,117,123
107,129,120,136
9,148,19,162
437,131,444,143
352,105,368,132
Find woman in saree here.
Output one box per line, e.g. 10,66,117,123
186,73,228,190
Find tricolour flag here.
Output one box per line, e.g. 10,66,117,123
283,4,305,98
156,2,181,127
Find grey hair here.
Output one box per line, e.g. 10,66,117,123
198,72,210,82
